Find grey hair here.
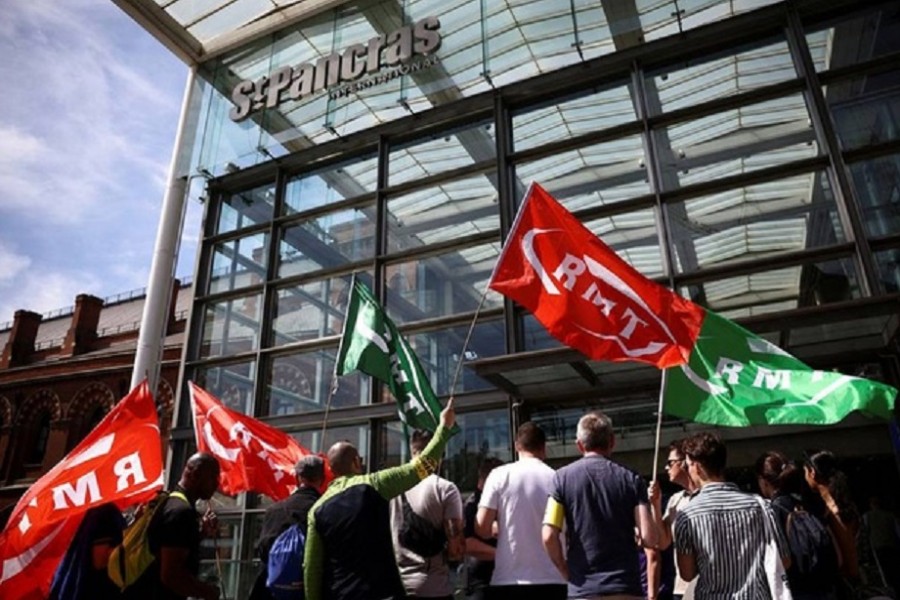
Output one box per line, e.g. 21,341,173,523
577,411,614,451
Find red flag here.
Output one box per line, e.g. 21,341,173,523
0,380,164,599
189,382,330,500
490,183,704,368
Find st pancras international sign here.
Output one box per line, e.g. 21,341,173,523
229,17,442,122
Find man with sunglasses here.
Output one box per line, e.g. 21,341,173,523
652,440,697,600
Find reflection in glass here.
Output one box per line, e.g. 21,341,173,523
216,184,276,235
271,274,360,346
200,293,263,358
386,172,500,250
389,121,495,185
294,425,370,462
667,171,844,274
515,136,651,211
266,348,369,416
209,233,269,295
278,205,376,278
195,360,257,415
656,94,815,191
647,38,793,114
283,156,379,215
512,83,635,151
584,209,663,278
848,153,900,238
875,249,900,294
384,241,504,323
393,319,506,397
380,409,511,492
826,79,900,152
806,8,900,73
680,257,860,318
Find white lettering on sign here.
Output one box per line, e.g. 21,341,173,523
52,472,102,509
113,452,148,492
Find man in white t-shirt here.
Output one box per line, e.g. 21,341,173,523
390,430,465,600
476,422,566,600
656,440,697,600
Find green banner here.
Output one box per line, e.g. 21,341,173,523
665,311,897,426
335,278,447,433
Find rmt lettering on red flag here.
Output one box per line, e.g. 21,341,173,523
490,183,704,369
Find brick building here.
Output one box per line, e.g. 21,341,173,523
0,281,191,512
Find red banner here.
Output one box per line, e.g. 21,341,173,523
0,380,164,599
189,382,328,500
490,183,704,368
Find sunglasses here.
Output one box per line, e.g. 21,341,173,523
665,458,684,468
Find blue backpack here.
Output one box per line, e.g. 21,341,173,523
266,524,305,600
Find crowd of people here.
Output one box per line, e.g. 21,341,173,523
49,400,900,600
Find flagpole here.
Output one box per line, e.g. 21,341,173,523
320,377,339,449
448,285,491,398
651,368,669,482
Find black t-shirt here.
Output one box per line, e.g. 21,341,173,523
130,488,199,600
463,490,495,588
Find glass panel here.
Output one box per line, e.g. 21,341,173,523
283,155,379,215
679,256,861,317
278,204,376,278
384,241,504,323
271,273,368,347
380,409,512,492
216,183,276,235
639,0,781,43
512,83,636,152
209,232,269,294
386,172,500,249
806,7,900,73
389,121,495,185
647,38,794,114
294,424,370,464
198,514,243,599
826,78,900,151
266,347,370,416
392,319,506,398
875,248,900,294
514,135,651,210
200,293,263,358
847,153,900,238
194,360,257,415
656,94,816,191
667,171,845,274
522,312,562,352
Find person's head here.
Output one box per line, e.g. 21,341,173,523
295,454,325,489
180,452,220,500
410,430,433,457
477,457,504,490
665,439,690,489
515,421,546,458
327,441,364,477
755,451,801,499
802,449,839,488
576,411,614,455
682,432,727,484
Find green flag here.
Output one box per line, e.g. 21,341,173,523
665,310,897,426
335,277,446,433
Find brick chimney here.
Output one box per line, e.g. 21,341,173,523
62,294,104,356
0,310,43,368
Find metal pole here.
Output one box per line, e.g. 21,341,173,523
131,66,198,393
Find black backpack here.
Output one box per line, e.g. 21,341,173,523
780,500,838,584
398,493,447,557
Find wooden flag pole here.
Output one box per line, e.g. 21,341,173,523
448,285,491,398
651,368,669,482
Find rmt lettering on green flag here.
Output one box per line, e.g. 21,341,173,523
665,311,897,426
335,278,445,432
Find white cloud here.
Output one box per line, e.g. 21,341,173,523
0,241,31,285
0,269,103,324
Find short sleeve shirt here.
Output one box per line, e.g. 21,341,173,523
136,490,200,600
550,455,648,597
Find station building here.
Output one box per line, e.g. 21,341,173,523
115,0,900,594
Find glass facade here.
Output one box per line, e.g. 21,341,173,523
169,1,900,596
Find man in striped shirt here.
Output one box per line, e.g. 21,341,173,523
674,433,789,599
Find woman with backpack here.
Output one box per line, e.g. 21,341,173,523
756,451,841,600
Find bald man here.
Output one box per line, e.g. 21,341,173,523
304,401,457,600
130,452,221,600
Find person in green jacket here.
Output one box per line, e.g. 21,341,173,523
305,399,457,600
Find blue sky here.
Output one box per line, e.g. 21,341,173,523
0,0,202,324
